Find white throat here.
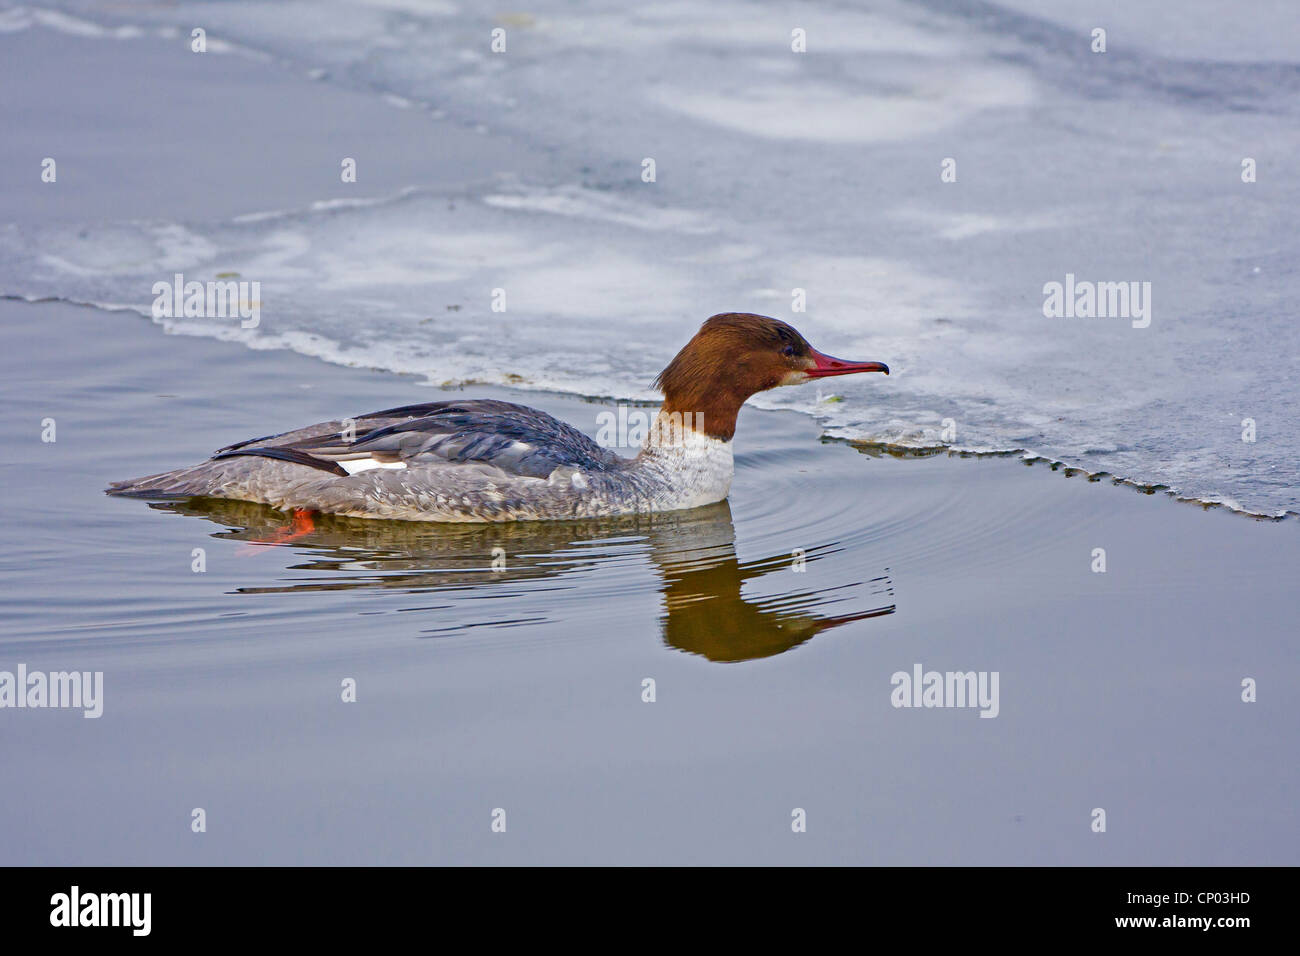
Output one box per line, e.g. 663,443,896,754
638,410,734,510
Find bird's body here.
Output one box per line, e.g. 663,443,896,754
108,399,733,521
107,313,887,522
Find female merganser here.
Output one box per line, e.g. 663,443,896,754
107,313,888,521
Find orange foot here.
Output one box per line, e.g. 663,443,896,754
238,508,317,554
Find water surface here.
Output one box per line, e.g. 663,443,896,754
1,302,1296,865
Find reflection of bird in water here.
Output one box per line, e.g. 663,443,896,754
647,514,894,662
151,497,894,663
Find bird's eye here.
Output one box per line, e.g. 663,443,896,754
781,345,796,357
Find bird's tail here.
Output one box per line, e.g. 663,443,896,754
105,461,234,499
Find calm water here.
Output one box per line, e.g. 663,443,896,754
1,302,1297,864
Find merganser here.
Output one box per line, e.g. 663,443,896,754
107,313,889,522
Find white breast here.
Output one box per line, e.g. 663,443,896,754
639,430,734,511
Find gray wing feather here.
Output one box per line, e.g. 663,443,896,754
225,399,623,480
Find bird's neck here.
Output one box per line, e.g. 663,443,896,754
651,390,743,444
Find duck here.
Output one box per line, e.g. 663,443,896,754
106,313,889,521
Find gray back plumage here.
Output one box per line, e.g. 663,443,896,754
218,399,623,479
